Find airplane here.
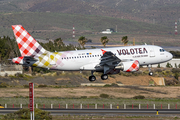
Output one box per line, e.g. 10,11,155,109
11,25,173,81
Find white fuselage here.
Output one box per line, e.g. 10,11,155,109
47,45,172,71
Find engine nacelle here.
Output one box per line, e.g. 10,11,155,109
115,60,139,72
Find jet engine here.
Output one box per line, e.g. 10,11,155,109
115,60,139,72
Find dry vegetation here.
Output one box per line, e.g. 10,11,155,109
0,86,180,99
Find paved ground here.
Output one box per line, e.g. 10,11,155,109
1,108,180,117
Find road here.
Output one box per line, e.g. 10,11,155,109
0,108,180,116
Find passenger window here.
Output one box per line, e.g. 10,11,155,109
77,56,79,58
82,56,84,58
72,57,73,59
92,55,94,57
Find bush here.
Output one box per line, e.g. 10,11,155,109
3,108,52,120
103,84,112,87
15,73,24,77
4,73,8,77
31,72,36,76
174,73,180,80
121,72,132,77
175,63,178,68
100,94,109,98
103,83,119,87
109,75,116,78
154,68,162,73
111,83,119,87
0,82,8,88
166,62,172,68
56,71,61,76
23,85,29,88
132,72,139,76
133,95,145,99
165,78,179,86
171,68,180,73
38,84,47,88
81,96,87,98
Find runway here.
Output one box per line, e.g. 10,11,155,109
0,108,180,116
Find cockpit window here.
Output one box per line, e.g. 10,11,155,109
160,49,165,52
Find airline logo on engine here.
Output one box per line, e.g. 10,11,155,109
117,48,148,55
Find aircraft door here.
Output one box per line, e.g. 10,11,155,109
149,47,155,57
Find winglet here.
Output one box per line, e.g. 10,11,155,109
101,49,106,54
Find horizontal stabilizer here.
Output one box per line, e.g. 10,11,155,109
12,56,37,66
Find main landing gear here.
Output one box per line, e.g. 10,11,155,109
89,75,96,82
89,71,96,82
89,71,108,82
148,64,153,76
101,74,108,80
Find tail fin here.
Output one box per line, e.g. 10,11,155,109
12,25,47,57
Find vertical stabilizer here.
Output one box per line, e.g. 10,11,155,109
12,25,47,57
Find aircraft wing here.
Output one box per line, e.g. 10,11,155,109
100,51,121,67
100,50,121,74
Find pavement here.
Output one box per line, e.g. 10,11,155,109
1,108,180,117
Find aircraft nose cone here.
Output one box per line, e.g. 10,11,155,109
168,52,173,60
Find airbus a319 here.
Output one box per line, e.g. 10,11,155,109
12,25,173,81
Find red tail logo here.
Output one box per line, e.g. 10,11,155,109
12,25,46,57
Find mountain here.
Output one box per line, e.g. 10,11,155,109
1,0,179,26
1,0,180,27
0,0,179,46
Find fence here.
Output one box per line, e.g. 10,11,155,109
2,103,178,109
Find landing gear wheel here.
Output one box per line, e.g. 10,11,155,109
147,64,153,76
101,74,108,80
149,72,153,76
89,75,96,82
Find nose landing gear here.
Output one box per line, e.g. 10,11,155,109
148,65,153,76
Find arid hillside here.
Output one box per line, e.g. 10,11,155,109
1,0,180,27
